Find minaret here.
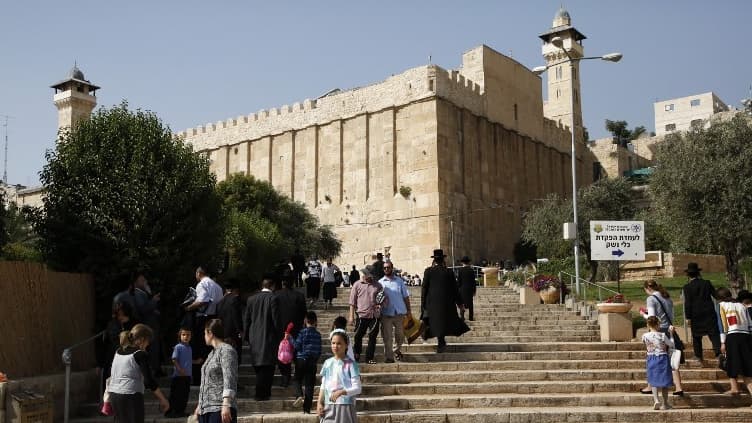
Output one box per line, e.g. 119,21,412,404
540,7,586,143
50,64,99,134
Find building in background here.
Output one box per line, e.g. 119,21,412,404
654,92,729,136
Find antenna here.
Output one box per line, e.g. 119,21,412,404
1,115,13,184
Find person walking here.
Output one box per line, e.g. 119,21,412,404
682,262,721,364
305,257,323,306
243,276,281,401
348,266,359,288
716,288,752,397
291,311,322,414
194,319,239,423
348,265,381,364
322,259,340,309
457,256,477,321
274,277,307,388
107,324,169,423
291,249,306,288
378,261,412,363
215,278,244,365
642,316,674,410
317,331,362,422
639,280,685,396
421,249,469,353
185,266,224,385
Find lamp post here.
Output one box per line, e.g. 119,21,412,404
532,37,621,295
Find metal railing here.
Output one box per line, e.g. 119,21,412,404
62,330,105,423
448,265,486,280
558,271,620,303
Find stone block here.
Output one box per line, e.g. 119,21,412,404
482,267,499,287
519,286,539,305
597,312,632,342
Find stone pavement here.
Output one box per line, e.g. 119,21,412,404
70,285,752,422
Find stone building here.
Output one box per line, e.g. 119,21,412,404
654,92,729,136
179,8,597,273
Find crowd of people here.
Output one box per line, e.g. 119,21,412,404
638,262,752,411
95,247,477,423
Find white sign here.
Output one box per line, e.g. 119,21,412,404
589,220,645,261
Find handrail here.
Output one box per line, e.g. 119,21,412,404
448,265,486,280
63,330,106,423
559,271,620,304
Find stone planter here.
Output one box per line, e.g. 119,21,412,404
539,287,560,304
596,302,633,313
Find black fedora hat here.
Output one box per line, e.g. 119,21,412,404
460,256,471,263
684,262,702,274
431,249,447,258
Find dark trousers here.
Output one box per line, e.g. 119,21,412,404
461,300,474,321
353,316,380,361
306,277,321,300
692,331,722,359
438,336,447,348
198,408,237,423
277,361,292,387
190,314,216,385
167,376,191,415
294,356,319,413
110,392,144,423
294,270,304,288
253,365,275,400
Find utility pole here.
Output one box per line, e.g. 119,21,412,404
1,115,12,184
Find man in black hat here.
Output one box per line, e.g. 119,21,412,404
682,262,721,363
421,249,469,353
457,256,477,321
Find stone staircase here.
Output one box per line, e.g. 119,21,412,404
71,285,752,422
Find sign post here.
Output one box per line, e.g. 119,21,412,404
589,221,646,293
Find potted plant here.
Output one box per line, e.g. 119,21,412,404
596,294,633,313
531,274,568,304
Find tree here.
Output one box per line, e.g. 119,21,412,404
605,119,646,147
1,203,42,261
650,113,752,282
522,177,636,281
36,102,224,323
217,173,342,289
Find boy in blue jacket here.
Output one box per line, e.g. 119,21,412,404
292,311,322,414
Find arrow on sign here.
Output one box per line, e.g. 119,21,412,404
611,249,625,257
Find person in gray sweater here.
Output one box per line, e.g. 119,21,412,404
194,319,238,423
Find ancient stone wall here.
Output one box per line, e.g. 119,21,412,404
179,57,579,273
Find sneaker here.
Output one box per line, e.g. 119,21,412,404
652,402,661,410
661,403,672,410
293,397,304,408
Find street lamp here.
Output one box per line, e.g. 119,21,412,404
532,36,622,295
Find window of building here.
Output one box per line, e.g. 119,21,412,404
593,162,602,182
556,66,562,80
664,104,674,112
690,99,701,107
665,123,676,131
572,67,577,80
691,119,703,128
573,89,578,104
514,104,518,121
556,88,561,98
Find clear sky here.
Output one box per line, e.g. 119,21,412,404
1,1,749,186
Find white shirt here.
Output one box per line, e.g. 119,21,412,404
195,276,224,316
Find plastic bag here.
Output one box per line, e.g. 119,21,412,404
278,336,294,364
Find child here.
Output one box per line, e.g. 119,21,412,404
317,331,362,422
165,328,194,418
292,311,322,414
642,316,674,410
331,316,355,360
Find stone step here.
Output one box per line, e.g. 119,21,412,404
75,397,752,422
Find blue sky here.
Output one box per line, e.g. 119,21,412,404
1,1,749,186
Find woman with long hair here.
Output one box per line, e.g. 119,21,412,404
107,323,169,422
639,279,685,396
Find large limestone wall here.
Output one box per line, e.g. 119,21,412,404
178,55,579,273
435,99,579,265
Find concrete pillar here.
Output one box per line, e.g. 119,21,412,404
597,312,633,342
520,286,540,305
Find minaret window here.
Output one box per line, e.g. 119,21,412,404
572,68,577,80
556,66,562,80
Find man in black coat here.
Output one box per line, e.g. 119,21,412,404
457,256,477,321
291,250,306,288
274,276,307,387
682,262,721,362
216,278,243,364
243,276,281,401
421,249,469,353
